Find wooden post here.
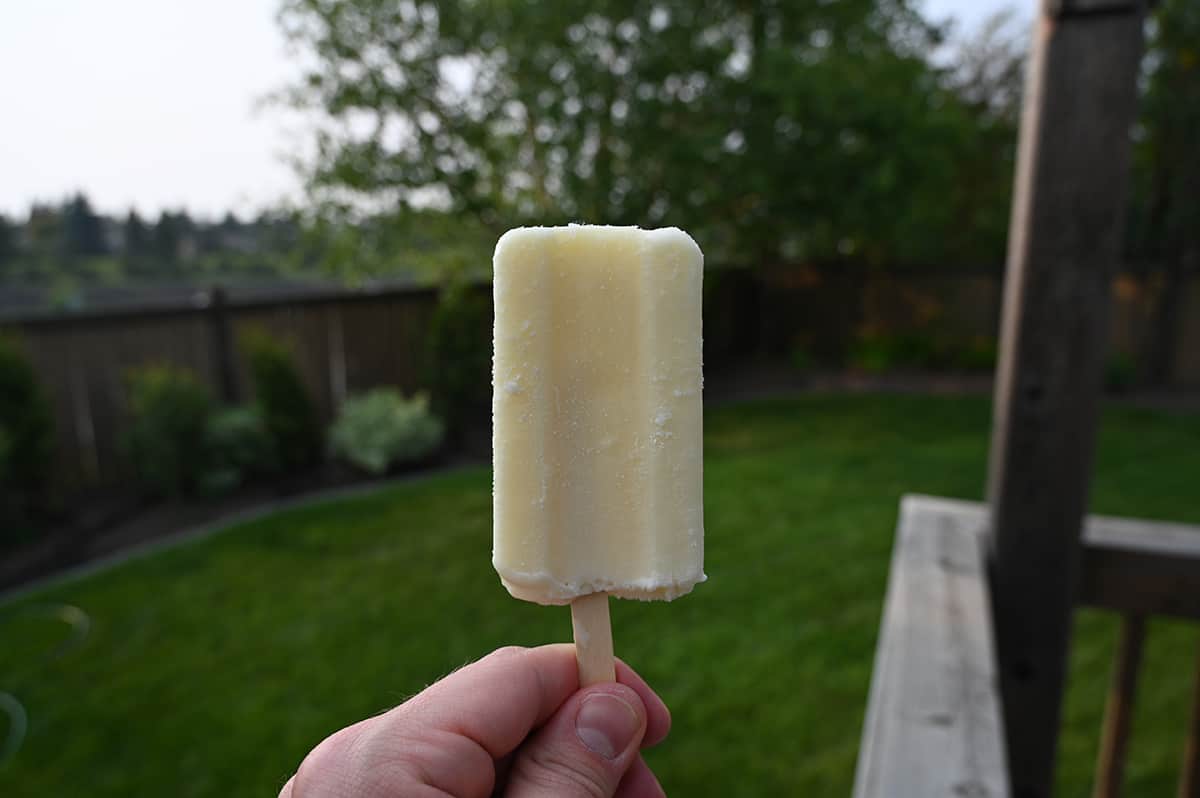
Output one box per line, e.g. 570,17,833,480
985,2,1146,797
1093,614,1147,798
207,285,238,403
1179,641,1200,798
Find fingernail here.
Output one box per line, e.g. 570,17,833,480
575,693,641,759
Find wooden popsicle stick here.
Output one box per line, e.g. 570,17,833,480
570,592,615,686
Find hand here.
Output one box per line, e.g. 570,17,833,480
279,644,672,797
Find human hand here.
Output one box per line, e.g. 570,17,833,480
279,644,672,797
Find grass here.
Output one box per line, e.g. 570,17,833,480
1,395,1198,796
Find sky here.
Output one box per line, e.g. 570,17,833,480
0,0,1026,221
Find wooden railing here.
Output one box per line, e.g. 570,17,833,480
852,495,1009,798
853,0,1177,795
854,495,1200,798
1082,516,1200,798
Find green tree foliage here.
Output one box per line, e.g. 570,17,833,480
243,331,323,472
151,210,187,269
939,10,1025,266
1131,0,1200,383
122,209,150,267
300,206,495,282
2,202,313,302
0,214,18,269
1134,0,1200,257
279,0,1012,268
62,193,107,258
25,203,63,273
426,281,491,438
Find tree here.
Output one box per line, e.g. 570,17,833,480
150,210,195,271
1132,0,1200,384
122,209,150,268
936,9,1027,268
947,10,1026,125
0,214,18,271
279,0,1003,269
61,193,107,258
24,203,63,278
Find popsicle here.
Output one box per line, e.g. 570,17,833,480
492,224,705,685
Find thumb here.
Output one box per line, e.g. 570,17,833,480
505,683,647,797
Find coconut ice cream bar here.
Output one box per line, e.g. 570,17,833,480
491,224,705,683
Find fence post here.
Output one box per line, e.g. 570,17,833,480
327,306,347,408
67,358,99,481
985,2,1146,797
207,285,238,403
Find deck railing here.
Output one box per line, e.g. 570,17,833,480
1082,516,1200,798
852,495,1009,798
855,496,1200,798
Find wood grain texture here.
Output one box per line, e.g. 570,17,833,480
853,494,1010,798
985,6,1146,796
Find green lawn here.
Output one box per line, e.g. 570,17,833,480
1,395,1198,796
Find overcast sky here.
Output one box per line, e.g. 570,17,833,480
0,0,1028,220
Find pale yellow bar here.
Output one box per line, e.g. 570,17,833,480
492,225,705,605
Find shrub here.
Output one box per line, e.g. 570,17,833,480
850,332,910,373
1106,351,1138,393
201,405,275,496
790,340,814,373
244,331,322,472
954,336,999,373
850,331,997,373
426,282,491,439
0,337,55,542
329,389,443,475
123,365,213,496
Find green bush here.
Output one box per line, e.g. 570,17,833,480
426,282,491,438
0,337,56,542
849,332,924,372
1106,351,1138,393
329,389,444,475
850,331,998,374
123,365,214,497
954,336,999,373
244,331,322,472
790,340,814,373
201,405,276,496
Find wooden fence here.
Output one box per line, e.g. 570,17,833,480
1,286,446,493
1,269,1197,495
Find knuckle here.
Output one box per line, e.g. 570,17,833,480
489,645,530,660
512,744,610,798
291,728,352,796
